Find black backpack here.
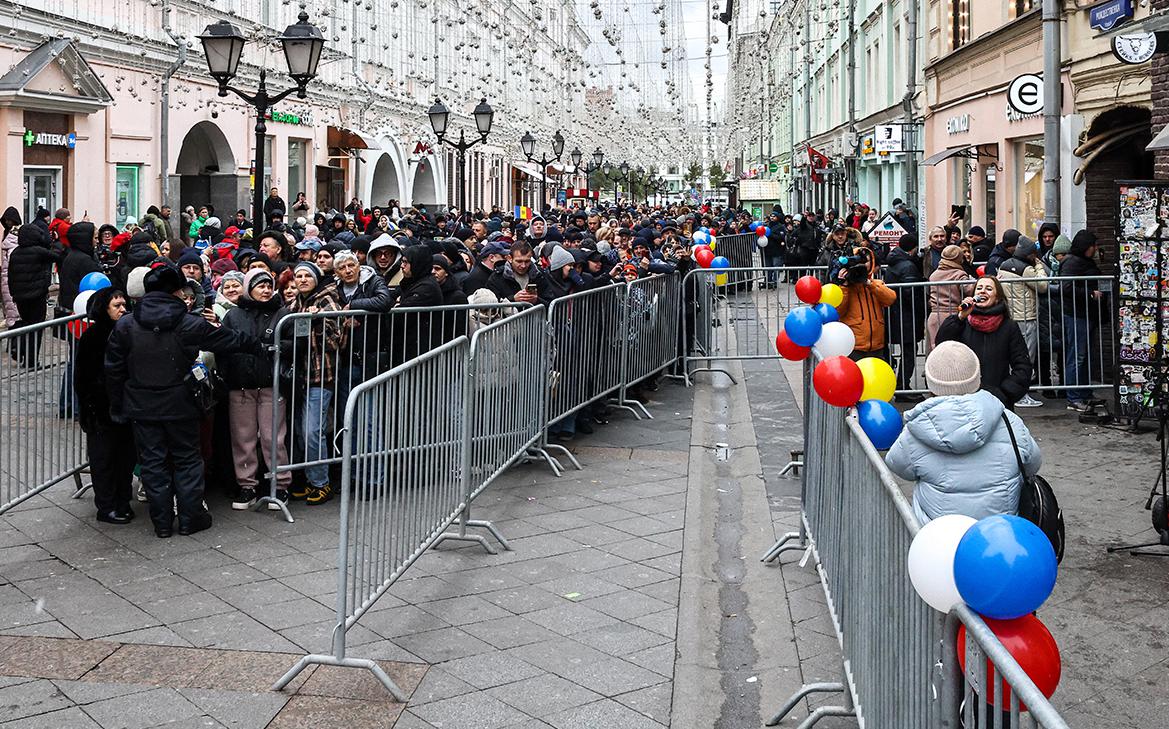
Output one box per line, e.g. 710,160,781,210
1001,413,1065,562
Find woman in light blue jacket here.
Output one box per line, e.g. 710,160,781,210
886,340,1041,524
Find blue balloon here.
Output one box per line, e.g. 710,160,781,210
783,306,823,347
954,515,1057,619
700,226,710,234
857,400,902,450
763,226,771,237
814,303,839,323
79,272,111,293
710,255,731,269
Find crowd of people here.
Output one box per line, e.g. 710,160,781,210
0,190,1106,538
753,201,1106,413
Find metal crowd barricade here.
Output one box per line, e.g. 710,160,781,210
682,266,828,384
766,359,1071,728
265,303,526,521
541,284,627,474
272,337,472,700
884,275,1116,397
713,232,760,290
617,274,682,418
0,314,89,514
435,305,550,553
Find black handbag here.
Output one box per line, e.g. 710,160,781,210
1001,413,1065,563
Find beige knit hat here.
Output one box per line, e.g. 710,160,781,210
925,341,981,396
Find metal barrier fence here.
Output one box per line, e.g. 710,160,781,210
766,360,1070,728
619,274,683,418
682,267,1116,401
273,337,472,700
0,314,88,514
712,232,760,289
264,303,525,521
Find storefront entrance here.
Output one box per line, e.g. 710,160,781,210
23,167,59,223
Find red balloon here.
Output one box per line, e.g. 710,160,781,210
958,614,1061,710
976,265,986,276
66,319,89,338
693,244,713,255
794,275,823,305
775,331,811,361
813,356,864,407
695,248,715,268
755,225,766,236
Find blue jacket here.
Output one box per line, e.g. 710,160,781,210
885,390,1041,524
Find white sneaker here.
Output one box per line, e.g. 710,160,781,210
1016,395,1043,408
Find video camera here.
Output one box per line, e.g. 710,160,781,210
837,253,870,285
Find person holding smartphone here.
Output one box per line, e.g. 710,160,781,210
935,276,1032,410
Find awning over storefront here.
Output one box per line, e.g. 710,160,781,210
922,143,999,166
511,160,548,183
0,39,112,114
327,126,380,152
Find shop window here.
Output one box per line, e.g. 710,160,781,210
287,140,307,202
115,165,140,229
950,157,972,221
1015,139,1044,238
1009,0,1036,19
984,164,997,241
950,0,970,50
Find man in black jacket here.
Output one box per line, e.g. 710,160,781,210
884,234,926,401
486,242,543,304
462,242,507,295
7,224,61,367
105,264,261,537
1060,230,1104,410
334,250,394,408
391,245,445,364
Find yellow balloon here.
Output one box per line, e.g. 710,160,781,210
820,283,844,308
715,273,728,286
708,240,717,250
857,357,897,402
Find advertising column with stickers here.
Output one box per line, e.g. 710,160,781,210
1116,181,1169,418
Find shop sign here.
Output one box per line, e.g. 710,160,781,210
1089,0,1133,32
875,124,905,152
266,109,314,126
1007,74,1044,116
868,213,908,248
946,115,970,135
23,130,76,149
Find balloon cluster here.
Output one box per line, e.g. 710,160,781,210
691,228,717,249
773,276,902,448
69,272,113,337
752,220,771,248
909,514,1061,707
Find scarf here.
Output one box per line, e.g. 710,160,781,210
968,303,1006,333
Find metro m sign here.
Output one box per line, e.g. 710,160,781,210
413,141,433,156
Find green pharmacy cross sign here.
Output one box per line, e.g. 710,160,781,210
24,129,77,149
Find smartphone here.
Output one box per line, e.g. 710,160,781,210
526,283,538,295
951,205,967,219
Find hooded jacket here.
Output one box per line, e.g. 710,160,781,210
391,245,445,364
0,207,20,325
886,390,1040,525
836,276,897,353
1060,230,1103,318
7,224,60,302
59,222,102,310
883,245,925,344
984,230,1020,277
105,291,259,421
74,287,124,430
997,253,1049,322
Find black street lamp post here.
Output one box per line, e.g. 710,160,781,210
572,147,604,202
428,98,494,216
198,12,324,237
520,130,564,214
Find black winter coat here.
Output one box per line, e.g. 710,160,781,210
462,261,497,295
7,225,60,302
74,288,121,430
391,270,445,365
59,223,101,311
1058,252,1103,319
936,308,1032,408
437,274,469,342
883,247,925,344
340,267,394,364
220,297,287,390
105,292,259,422
486,263,544,302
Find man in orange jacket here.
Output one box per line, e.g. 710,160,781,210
836,247,897,361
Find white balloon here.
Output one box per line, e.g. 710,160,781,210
73,290,95,318
907,514,977,613
812,321,855,359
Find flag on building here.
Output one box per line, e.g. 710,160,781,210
513,205,531,220
808,146,831,183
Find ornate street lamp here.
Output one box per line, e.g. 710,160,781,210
198,12,324,237
520,129,565,213
429,98,494,215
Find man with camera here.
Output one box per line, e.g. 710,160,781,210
836,247,897,361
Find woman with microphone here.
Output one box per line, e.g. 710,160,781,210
935,275,1032,409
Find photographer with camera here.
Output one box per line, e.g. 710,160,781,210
935,276,1032,409
835,247,897,361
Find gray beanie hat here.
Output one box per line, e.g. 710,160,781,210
1014,236,1037,259
548,245,575,270
924,341,981,396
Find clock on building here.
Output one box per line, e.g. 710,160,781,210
1112,33,1158,65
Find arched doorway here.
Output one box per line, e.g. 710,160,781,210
1077,106,1153,267
175,121,239,221
410,157,440,208
369,153,402,209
